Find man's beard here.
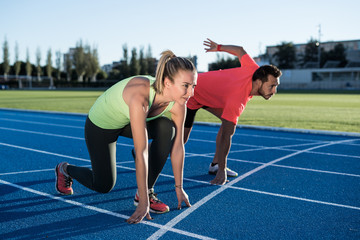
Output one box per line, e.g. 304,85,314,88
258,83,273,100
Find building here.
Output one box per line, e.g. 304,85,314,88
101,61,121,74
256,39,360,90
266,39,360,68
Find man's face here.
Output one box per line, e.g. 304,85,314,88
258,75,280,100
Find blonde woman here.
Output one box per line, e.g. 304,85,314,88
55,50,197,224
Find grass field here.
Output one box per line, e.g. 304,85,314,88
0,90,359,133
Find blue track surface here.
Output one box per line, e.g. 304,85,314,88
0,108,359,239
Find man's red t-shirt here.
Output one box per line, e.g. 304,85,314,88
187,54,259,124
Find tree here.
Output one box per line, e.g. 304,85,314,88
26,48,32,88
65,53,72,81
55,50,62,80
2,37,10,81
84,45,100,82
46,48,54,88
273,42,296,69
14,42,22,88
119,44,130,79
90,47,100,82
139,46,148,75
129,47,140,76
96,69,108,80
73,40,86,82
146,45,156,76
322,43,347,67
301,38,319,67
36,47,42,81
208,54,240,71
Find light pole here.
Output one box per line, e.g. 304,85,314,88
317,24,321,68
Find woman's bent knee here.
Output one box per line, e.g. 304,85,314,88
156,117,176,141
93,180,115,193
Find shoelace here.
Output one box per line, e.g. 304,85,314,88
63,176,73,187
148,192,161,203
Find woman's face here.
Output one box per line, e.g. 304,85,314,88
166,70,197,105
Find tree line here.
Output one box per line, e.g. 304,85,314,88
1,37,349,87
208,38,348,71
271,38,347,69
1,37,198,88
0,38,161,87
0,38,104,88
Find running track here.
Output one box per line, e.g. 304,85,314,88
0,108,359,239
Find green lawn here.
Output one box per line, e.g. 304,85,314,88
0,90,359,133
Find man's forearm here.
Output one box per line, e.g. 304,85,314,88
218,45,247,59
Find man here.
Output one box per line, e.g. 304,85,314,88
184,38,282,185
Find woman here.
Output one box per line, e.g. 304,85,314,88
55,50,197,224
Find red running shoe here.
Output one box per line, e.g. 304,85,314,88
134,189,170,214
55,162,73,195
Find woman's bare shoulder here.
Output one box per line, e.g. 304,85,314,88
123,77,150,105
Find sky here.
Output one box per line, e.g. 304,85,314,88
1,0,359,72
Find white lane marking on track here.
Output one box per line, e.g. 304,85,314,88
2,136,359,179
0,112,85,122
1,128,359,177
0,179,215,240
4,125,357,160
119,164,360,211
146,138,358,240
0,127,133,147
191,129,328,143
185,153,360,178
0,142,91,163
229,185,360,211
191,129,360,146
0,161,130,176
1,142,359,222
1,114,349,144
2,161,359,213
1,124,360,180
0,118,84,129
2,126,359,158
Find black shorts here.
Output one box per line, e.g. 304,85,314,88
184,106,208,128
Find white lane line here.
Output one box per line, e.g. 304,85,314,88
0,111,85,122
119,165,360,211
1,143,359,214
0,142,91,163
0,137,360,180
1,115,341,144
191,129,329,143
147,138,357,240
0,126,84,140
0,161,131,176
2,126,359,159
0,127,133,147
0,118,83,129
2,108,359,138
3,125,357,160
0,179,215,240
186,154,360,178
230,185,360,211
2,162,359,213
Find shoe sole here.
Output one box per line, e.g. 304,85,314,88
208,171,238,178
55,164,73,195
134,200,170,214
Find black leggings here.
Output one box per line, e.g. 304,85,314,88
67,116,175,193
